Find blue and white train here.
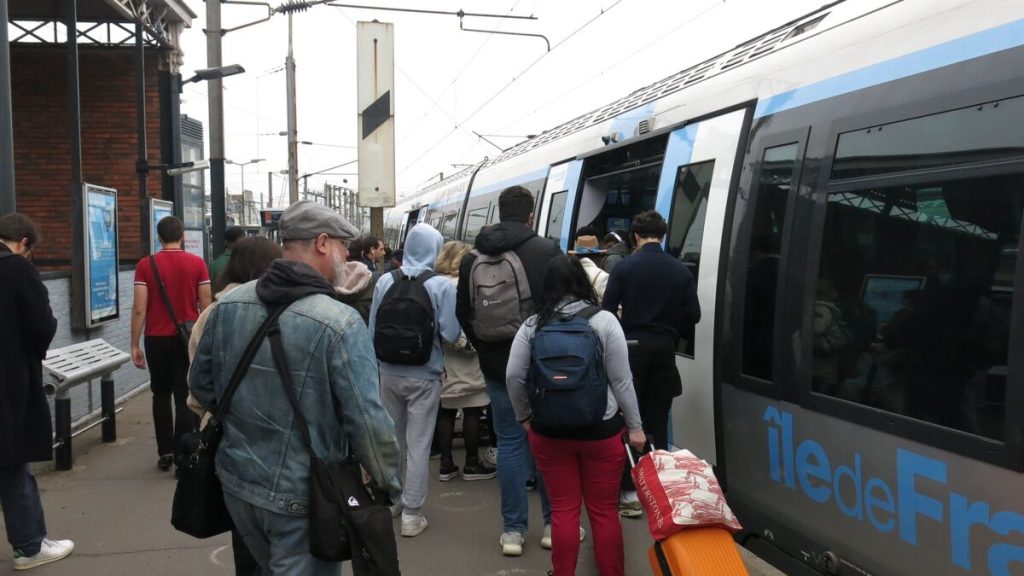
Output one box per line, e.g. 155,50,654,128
383,1,1024,573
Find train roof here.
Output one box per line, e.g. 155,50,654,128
403,0,1024,201
404,0,855,196
488,0,843,165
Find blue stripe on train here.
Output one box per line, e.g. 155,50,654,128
754,18,1024,119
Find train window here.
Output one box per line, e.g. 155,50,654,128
741,142,799,381
520,177,547,204
831,95,1024,180
546,191,568,244
667,160,715,271
813,173,1021,440
534,188,544,225
666,160,715,357
463,205,489,246
441,212,458,239
397,222,407,248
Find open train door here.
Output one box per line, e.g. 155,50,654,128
399,209,420,248
654,107,750,465
561,106,749,465
537,160,584,250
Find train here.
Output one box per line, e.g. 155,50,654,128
380,1,1024,574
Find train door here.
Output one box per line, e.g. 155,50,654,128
655,108,749,464
538,160,583,250
399,209,420,248
570,109,748,464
